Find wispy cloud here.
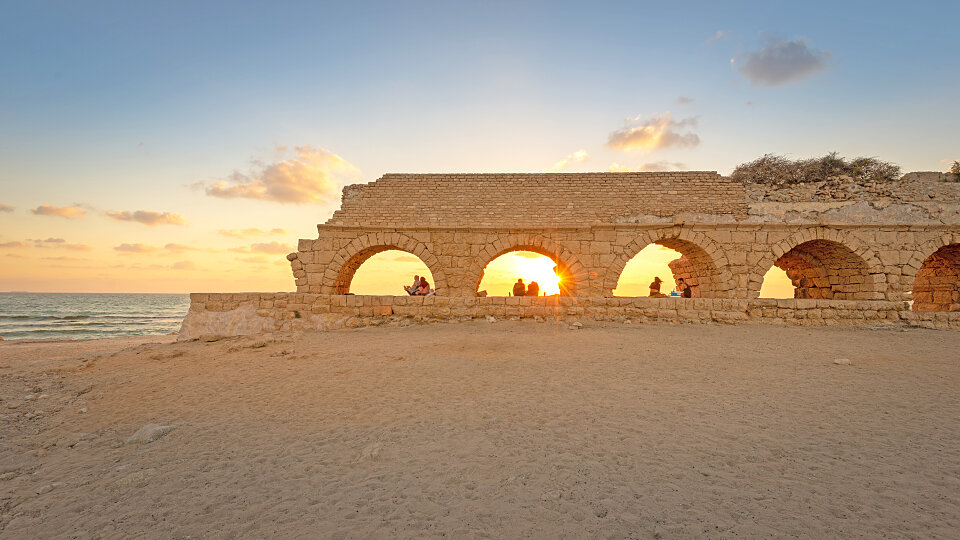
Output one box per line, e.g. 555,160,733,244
609,161,688,172
31,204,87,219
201,146,360,204
551,150,589,171
0,241,27,248
114,243,159,253
237,256,268,264
5,253,25,258
0,203,14,212
172,261,197,270
734,37,832,87
164,243,198,252
106,210,187,226
229,241,293,254
675,96,694,104
218,227,288,238
705,30,726,44
41,256,88,262
607,112,700,151
32,237,92,251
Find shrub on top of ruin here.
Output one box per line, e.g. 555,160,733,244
730,152,901,185
948,160,960,182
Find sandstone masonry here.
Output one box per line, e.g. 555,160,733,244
181,170,960,338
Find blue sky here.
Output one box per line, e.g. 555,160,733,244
0,0,957,291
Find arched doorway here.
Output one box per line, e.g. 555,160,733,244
761,239,874,300
348,249,435,295
607,233,727,298
912,244,960,311
476,251,562,296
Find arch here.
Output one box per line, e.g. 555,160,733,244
465,234,586,296
748,229,885,300
907,235,960,312
902,233,958,299
604,228,731,298
323,232,449,295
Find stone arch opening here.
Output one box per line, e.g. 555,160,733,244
911,244,960,311
477,250,563,296
762,239,875,300
469,239,584,297
345,249,436,295
325,233,448,296
607,233,727,298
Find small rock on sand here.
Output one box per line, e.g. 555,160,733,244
569,321,583,330
485,315,496,323
833,358,852,365
125,423,175,445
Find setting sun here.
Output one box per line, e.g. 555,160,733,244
478,251,562,296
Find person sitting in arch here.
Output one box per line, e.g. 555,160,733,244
415,276,431,296
405,275,420,295
525,281,540,296
676,277,692,298
512,278,526,297
649,276,666,298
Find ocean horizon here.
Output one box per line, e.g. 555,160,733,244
0,292,190,341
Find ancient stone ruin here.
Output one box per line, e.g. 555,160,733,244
180,171,960,339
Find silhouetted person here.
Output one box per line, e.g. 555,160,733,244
513,278,525,297
676,277,692,298
649,276,664,297
525,281,539,296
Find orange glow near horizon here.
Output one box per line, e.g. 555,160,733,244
758,266,795,299
612,244,683,296
478,251,561,296
349,250,432,295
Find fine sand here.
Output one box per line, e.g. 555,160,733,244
1,322,959,538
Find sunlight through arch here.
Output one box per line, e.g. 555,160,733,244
348,250,434,295
477,251,561,296
612,244,683,296
757,266,795,299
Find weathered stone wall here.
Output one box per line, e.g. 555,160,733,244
178,293,960,341
181,169,960,338
327,172,748,228
286,171,960,309
287,223,958,303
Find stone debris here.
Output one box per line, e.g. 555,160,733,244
833,358,852,365
125,423,174,445
485,315,497,323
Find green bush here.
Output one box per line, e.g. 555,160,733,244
731,153,901,185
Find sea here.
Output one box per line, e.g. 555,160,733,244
0,293,190,341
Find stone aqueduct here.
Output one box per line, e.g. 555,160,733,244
288,172,959,309
180,170,960,339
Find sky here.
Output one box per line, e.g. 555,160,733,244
0,1,956,293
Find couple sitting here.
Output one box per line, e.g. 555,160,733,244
512,278,540,297
649,276,692,298
404,275,434,296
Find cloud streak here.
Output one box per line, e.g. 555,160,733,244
32,238,92,251
31,204,87,219
229,241,293,254
202,146,360,204
114,243,159,253
734,38,832,87
0,203,14,212
218,227,288,238
608,161,688,172
607,112,699,151
106,210,187,226
551,150,589,171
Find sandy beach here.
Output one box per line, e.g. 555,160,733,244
1,321,959,538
